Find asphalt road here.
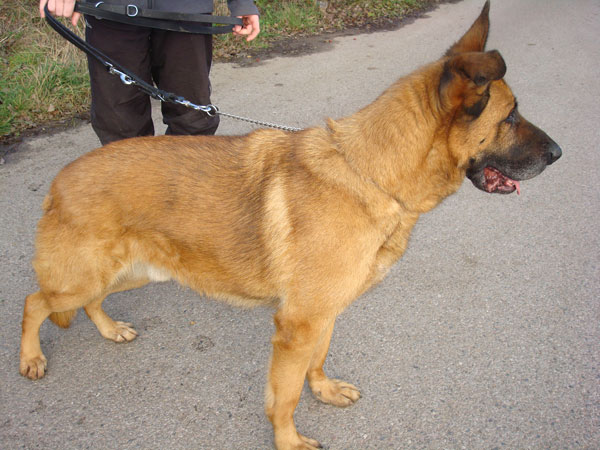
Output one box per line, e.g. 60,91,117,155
1,0,598,448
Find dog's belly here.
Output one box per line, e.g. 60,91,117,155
112,262,172,285
134,263,172,283
113,256,280,307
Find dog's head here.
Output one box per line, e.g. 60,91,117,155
441,1,561,194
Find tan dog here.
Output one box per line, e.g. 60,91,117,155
20,2,561,449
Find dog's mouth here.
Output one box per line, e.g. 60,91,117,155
483,166,520,195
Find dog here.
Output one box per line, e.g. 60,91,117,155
20,2,561,449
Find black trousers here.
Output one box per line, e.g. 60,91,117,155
85,16,219,145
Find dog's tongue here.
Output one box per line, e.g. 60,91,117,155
513,180,521,195
505,177,521,195
484,167,521,195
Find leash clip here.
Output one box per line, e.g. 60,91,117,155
173,99,217,116
107,65,134,85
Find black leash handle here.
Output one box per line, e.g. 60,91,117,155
43,4,209,109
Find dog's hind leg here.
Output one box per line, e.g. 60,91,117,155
307,320,361,407
20,276,146,379
83,278,148,343
20,213,145,378
20,292,52,379
20,289,100,380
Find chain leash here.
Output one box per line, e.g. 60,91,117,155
214,110,302,133
172,97,301,132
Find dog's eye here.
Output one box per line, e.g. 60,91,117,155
506,109,516,122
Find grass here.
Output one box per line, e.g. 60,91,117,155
1,0,435,141
213,0,325,57
1,0,89,139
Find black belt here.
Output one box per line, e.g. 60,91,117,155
75,0,243,34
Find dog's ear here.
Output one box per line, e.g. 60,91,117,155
440,50,506,117
446,1,490,56
445,50,506,87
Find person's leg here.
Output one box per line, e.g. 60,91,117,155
150,29,220,136
85,16,154,145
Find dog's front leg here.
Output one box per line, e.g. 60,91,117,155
265,308,331,450
307,319,361,407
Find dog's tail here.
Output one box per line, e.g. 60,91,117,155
42,193,54,212
49,310,77,328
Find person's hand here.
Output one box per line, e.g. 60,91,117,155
40,0,81,26
233,14,260,42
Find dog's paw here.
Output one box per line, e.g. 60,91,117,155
310,377,361,407
104,321,138,343
275,433,322,450
297,434,322,449
19,354,47,380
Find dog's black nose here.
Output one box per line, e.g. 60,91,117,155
545,140,562,165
